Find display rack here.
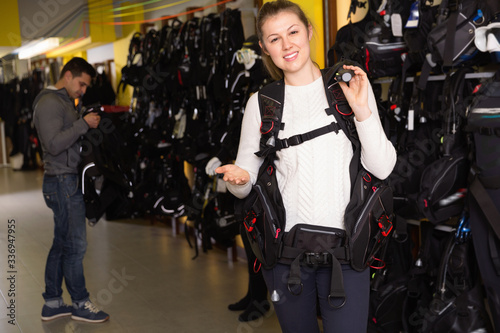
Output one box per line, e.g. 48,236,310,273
374,71,497,84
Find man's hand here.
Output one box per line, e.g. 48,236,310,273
84,112,101,129
215,164,250,186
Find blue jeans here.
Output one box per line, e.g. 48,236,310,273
42,174,89,303
262,263,370,333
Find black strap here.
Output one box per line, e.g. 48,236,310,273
322,68,356,143
284,246,348,308
326,248,347,308
255,122,342,157
399,56,415,100
443,10,459,67
466,125,500,137
322,67,362,188
287,251,305,296
469,177,500,240
255,67,353,158
488,232,500,276
478,174,500,189
394,215,408,242
417,60,433,90
280,244,349,261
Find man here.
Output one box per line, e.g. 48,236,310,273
33,57,109,323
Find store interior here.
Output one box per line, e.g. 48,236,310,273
1,0,500,332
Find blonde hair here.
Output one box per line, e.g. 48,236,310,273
256,0,311,81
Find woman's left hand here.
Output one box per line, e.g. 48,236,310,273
338,65,371,122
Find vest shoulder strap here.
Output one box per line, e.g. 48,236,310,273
257,79,285,157
255,64,360,159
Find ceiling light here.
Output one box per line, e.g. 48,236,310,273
16,38,60,59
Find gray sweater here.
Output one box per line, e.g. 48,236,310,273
33,87,89,175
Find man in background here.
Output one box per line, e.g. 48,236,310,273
33,57,109,323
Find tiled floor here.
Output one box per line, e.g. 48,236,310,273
0,167,282,333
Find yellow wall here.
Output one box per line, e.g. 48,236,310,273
62,52,87,64
120,1,144,39
88,0,117,43
0,0,21,47
337,0,368,27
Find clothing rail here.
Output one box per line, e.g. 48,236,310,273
374,71,496,84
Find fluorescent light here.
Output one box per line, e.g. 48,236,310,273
16,38,60,59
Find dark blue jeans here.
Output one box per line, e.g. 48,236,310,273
42,174,89,303
262,262,369,333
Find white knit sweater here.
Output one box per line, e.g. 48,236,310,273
227,76,396,232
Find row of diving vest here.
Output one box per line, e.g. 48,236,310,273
330,0,500,81
116,8,246,167
83,8,269,254
87,1,500,247
0,70,45,170
337,1,500,330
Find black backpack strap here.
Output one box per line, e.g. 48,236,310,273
322,66,356,139
256,80,285,158
322,65,362,188
255,70,348,158
417,59,434,91
443,10,459,67
255,122,342,158
488,232,500,275
283,245,349,308
326,248,348,308
469,176,500,240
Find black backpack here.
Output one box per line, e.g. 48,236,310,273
330,0,410,79
237,61,396,275
466,71,500,273
415,68,478,224
415,226,493,333
417,0,497,90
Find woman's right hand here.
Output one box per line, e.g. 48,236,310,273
215,164,250,186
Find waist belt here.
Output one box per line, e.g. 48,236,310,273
278,244,350,309
280,245,350,265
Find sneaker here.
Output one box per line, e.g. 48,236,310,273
71,300,109,323
41,304,72,321
238,300,271,322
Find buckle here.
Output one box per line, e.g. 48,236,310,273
281,135,303,149
448,0,458,11
479,127,492,136
378,215,393,237
304,252,330,265
244,212,257,232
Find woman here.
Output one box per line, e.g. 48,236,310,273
216,1,397,331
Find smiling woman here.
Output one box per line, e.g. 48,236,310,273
214,1,397,332
256,0,315,82
258,11,314,85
